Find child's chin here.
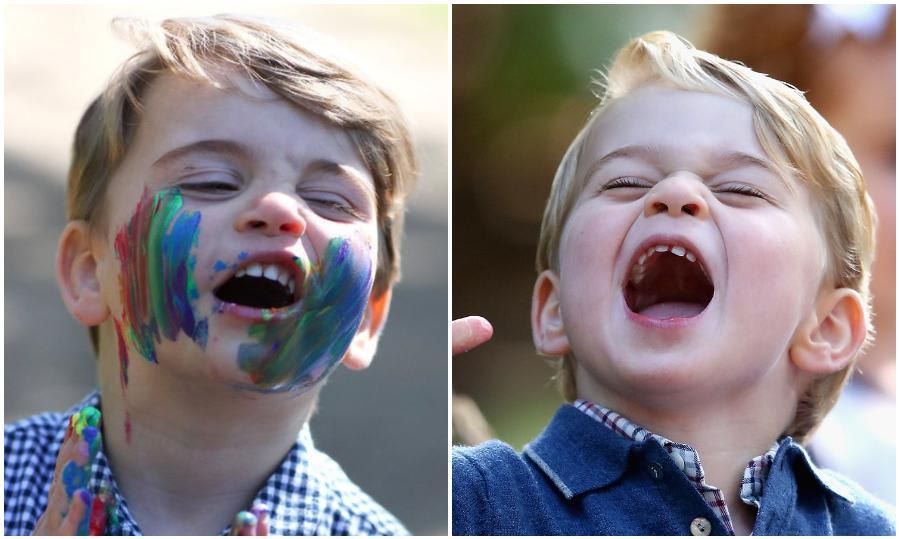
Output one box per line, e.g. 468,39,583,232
608,350,721,388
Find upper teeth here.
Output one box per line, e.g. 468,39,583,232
235,263,297,296
631,244,705,282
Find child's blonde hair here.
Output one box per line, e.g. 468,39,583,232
67,14,416,353
535,31,876,443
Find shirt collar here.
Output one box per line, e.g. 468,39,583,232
523,404,633,498
776,438,856,504
524,401,855,507
572,399,780,508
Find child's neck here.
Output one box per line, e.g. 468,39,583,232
96,346,317,535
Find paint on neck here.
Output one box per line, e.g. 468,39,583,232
114,188,208,364
237,237,374,393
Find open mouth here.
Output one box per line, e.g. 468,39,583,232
624,244,714,320
214,261,301,310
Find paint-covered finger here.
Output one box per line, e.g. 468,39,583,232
61,431,101,498
52,415,80,485
452,316,494,355
230,511,258,535
43,418,84,531
59,489,92,536
251,502,270,535
44,475,70,530
62,407,103,497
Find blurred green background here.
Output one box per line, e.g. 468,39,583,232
5,4,447,534
452,4,895,505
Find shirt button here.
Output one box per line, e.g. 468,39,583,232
647,462,664,480
669,451,686,471
690,517,712,536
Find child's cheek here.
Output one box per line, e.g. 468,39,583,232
235,236,375,393
113,187,208,379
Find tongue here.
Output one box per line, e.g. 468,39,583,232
640,301,705,319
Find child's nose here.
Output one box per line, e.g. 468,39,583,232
235,192,306,237
644,175,709,219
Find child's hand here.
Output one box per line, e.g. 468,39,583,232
452,316,494,355
33,407,103,535
229,503,270,535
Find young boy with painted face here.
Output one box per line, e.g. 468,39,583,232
5,15,414,535
452,31,895,535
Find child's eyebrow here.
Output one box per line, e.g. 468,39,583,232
584,144,784,183
152,139,255,168
305,159,376,198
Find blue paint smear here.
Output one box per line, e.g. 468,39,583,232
236,237,373,393
159,209,206,348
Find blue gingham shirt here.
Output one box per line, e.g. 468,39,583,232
4,392,408,535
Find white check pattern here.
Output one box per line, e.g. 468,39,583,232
574,399,778,536
4,392,408,536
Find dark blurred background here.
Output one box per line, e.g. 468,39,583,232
452,4,895,506
5,4,447,534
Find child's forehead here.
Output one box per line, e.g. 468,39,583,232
143,67,281,111
135,71,357,159
588,85,760,149
578,85,799,179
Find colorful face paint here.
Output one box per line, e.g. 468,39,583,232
236,237,374,393
114,188,208,363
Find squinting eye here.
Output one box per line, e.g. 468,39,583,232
303,194,363,220
601,176,651,191
178,171,242,193
181,181,240,192
717,184,768,199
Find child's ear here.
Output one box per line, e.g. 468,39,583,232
56,220,109,326
342,287,392,371
531,270,570,356
790,287,867,376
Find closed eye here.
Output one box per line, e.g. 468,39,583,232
600,176,652,192
715,183,769,200
181,181,240,192
301,192,364,220
178,171,242,195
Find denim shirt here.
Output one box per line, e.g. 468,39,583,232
452,405,895,536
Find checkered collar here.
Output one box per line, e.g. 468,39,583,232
574,399,779,536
